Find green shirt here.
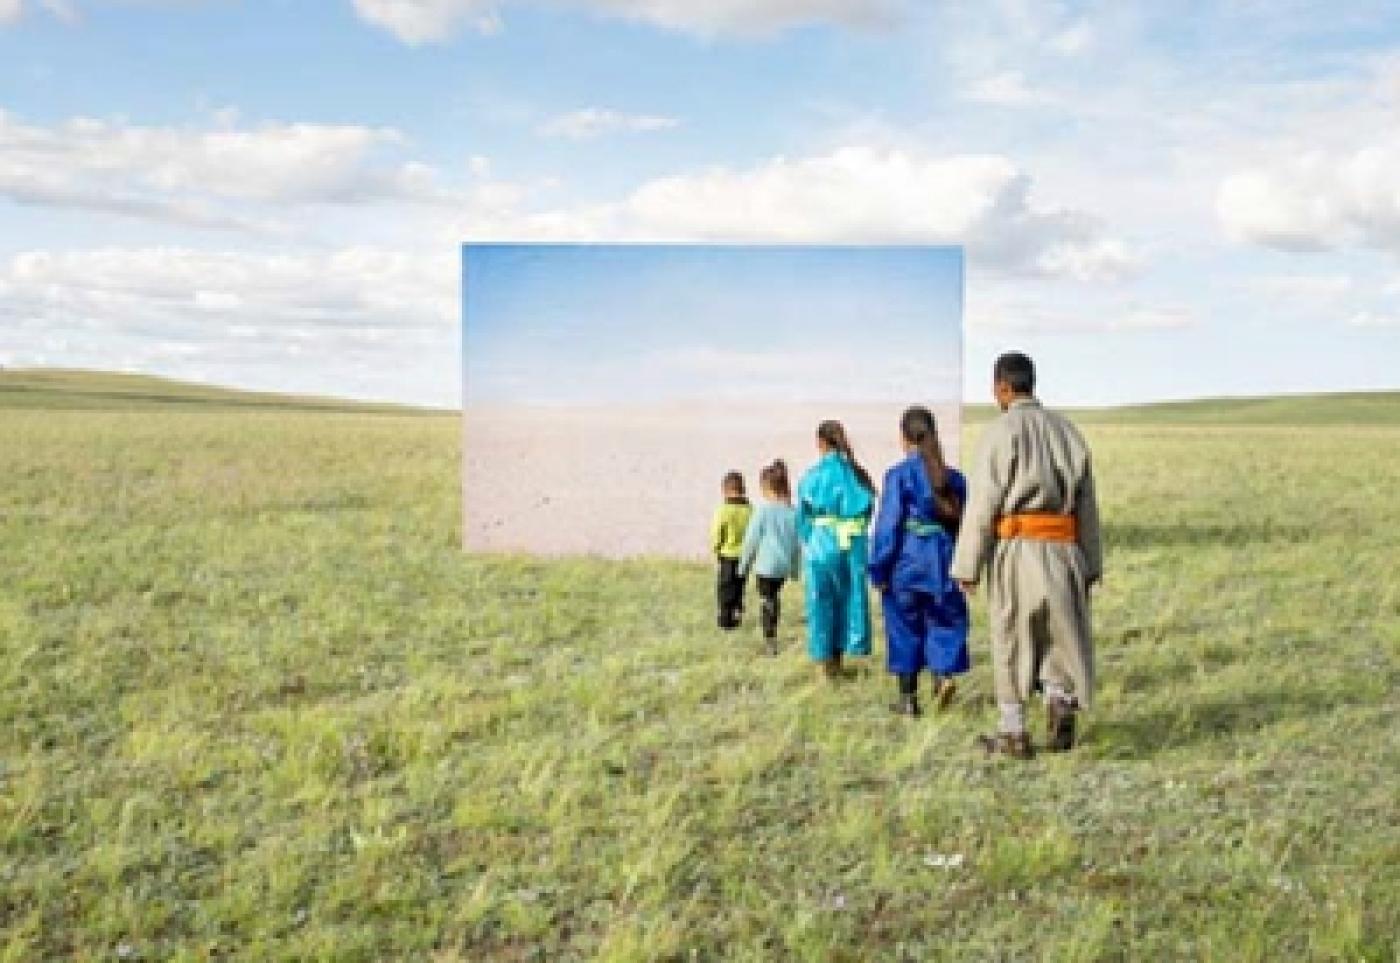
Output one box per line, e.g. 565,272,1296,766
711,498,753,559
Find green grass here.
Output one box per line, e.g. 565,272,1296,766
1,373,1397,960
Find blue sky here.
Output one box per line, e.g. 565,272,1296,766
463,244,963,404
2,0,1399,406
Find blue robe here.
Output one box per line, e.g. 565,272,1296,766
868,454,970,677
796,452,874,661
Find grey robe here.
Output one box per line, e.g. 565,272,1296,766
950,398,1102,708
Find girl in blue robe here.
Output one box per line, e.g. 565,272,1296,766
868,406,970,716
796,420,877,680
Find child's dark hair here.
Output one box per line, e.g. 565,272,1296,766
901,406,960,524
722,470,746,497
760,459,791,502
817,420,875,493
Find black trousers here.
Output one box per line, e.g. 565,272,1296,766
717,558,746,629
756,576,786,640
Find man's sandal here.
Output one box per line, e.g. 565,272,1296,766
977,732,1035,759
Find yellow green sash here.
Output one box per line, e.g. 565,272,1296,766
904,519,945,537
814,515,868,550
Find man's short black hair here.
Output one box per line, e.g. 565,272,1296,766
994,351,1036,395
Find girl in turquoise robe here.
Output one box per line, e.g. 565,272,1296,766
796,420,877,678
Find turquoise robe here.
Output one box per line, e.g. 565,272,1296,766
796,451,874,661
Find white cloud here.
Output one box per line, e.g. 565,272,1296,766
39,0,76,23
962,70,1058,108
2,246,454,326
350,0,901,43
1348,311,1399,328
1047,20,1093,56
0,0,76,24
1218,138,1400,254
1217,164,1342,253
0,136,1132,399
1235,272,1400,331
537,108,680,140
573,147,1136,280
935,1,1108,120
0,109,455,232
425,146,1135,282
350,0,500,44
1115,307,1194,331
579,0,899,34
0,246,459,402
1247,273,1354,301
967,291,1193,334
0,111,1141,399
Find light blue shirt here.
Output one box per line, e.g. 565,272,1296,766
738,500,802,579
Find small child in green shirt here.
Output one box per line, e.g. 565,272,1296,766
711,470,753,630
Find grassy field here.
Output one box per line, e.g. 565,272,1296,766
1,371,1397,960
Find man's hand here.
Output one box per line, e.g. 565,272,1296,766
957,580,978,596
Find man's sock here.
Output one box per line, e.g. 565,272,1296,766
1043,683,1079,709
998,701,1026,734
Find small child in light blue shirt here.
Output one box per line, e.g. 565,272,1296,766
739,460,802,652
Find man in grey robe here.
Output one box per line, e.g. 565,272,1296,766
951,352,1102,757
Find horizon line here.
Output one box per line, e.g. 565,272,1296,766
5,367,1398,414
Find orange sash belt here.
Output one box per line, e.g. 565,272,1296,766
995,513,1078,542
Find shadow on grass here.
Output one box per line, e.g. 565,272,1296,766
1106,521,1312,550
1093,682,1345,759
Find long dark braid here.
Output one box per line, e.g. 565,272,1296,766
817,420,874,493
901,406,960,523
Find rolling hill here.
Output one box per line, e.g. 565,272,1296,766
0,368,449,415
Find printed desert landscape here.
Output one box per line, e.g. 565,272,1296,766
461,244,966,557
463,400,960,558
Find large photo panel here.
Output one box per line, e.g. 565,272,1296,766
463,244,964,558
